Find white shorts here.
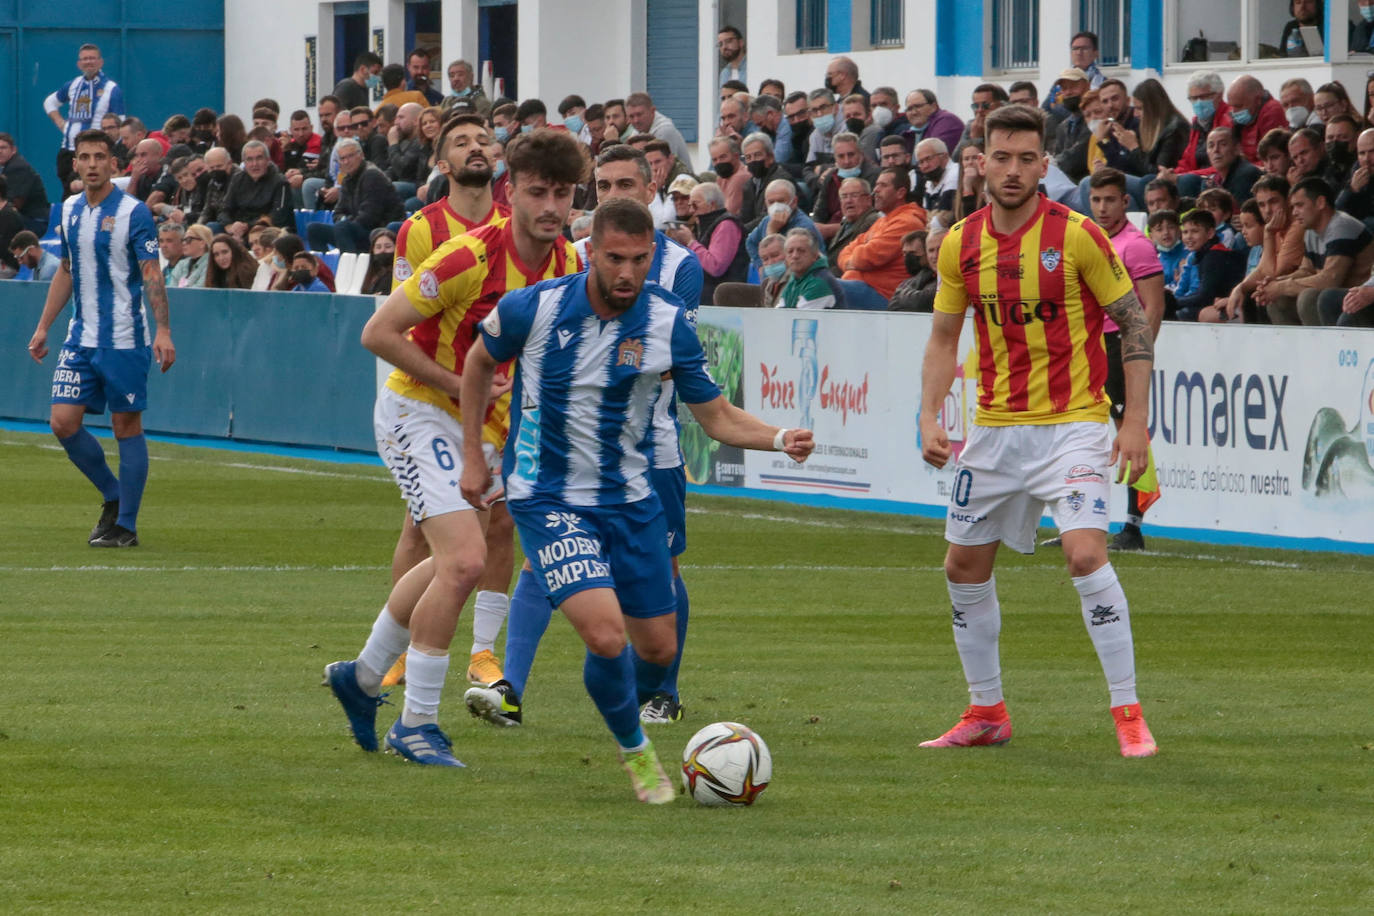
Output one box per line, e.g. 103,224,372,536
373,387,502,523
944,421,1112,555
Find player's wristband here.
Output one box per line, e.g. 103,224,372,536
773,428,789,452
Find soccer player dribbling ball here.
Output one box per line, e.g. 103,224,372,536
27,129,175,548
458,198,814,803
917,105,1158,758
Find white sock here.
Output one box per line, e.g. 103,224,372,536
947,577,1003,706
470,590,510,655
401,648,449,727
355,605,410,695
1073,563,1139,707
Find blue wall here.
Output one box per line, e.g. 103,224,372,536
936,0,986,76
0,282,380,453
0,1,225,201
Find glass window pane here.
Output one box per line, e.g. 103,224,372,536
1175,0,1241,64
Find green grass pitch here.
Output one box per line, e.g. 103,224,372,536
2,429,1371,913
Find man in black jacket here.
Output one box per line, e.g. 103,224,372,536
0,133,52,234
739,133,798,231
307,139,404,253
212,140,292,239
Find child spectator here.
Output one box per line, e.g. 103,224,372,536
1199,199,1265,322
1174,208,1248,320
1197,187,1246,251
1148,209,1186,290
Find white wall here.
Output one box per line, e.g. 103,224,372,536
519,0,645,119
225,0,328,126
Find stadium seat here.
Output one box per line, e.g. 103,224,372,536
746,263,760,284
334,252,358,293
317,249,341,276
251,262,274,291
40,203,61,241
1126,211,1147,233
294,208,335,239
346,254,370,295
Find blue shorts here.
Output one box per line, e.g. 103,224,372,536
51,346,151,415
650,465,687,557
509,496,675,618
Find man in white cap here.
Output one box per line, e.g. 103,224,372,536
1047,68,1091,156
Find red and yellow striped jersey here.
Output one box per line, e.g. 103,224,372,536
388,220,581,445
934,196,1134,426
392,197,510,290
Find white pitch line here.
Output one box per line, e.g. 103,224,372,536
0,564,389,573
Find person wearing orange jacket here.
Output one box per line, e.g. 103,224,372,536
837,165,927,308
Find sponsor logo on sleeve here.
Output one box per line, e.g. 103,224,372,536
481,309,501,337
394,257,413,281
143,239,158,255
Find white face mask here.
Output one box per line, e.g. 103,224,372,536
872,105,895,129
1285,106,1310,129
767,201,792,222
1088,119,1104,134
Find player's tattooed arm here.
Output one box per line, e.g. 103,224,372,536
1104,289,1153,364
142,260,177,372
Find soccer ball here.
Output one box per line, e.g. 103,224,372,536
681,721,771,806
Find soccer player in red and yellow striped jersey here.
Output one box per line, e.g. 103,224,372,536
392,115,511,290
323,130,585,765
918,105,1160,759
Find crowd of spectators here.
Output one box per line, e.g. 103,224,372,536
6,33,1374,326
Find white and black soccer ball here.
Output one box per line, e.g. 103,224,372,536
681,721,771,806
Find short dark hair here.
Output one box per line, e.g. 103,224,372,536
515,98,547,122
504,128,587,187
1329,113,1359,133
604,98,626,112
722,79,749,93
718,25,743,40
1008,80,1038,100
1088,167,1127,194
9,229,38,251
1293,126,1323,149
437,114,487,158
1180,208,1215,231
596,143,652,185
374,103,398,122
0,132,13,146
1147,209,1179,231
1257,127,1292,158
253,98,280,115
973,83,1010,102
407,47,431,63
591,197,655,241
1292,175,1335,207
784,90,808,107
878,166,913,201
354,51,382,71
759,78,785,96
193,108,218,126
73,128,114,154
1144,177,1178,199
901,230,927,247
1251,174,1291,198
291,250,317,267
984,105,1045,149
163,114,191,133
1072,30,1099,50
643,139,672,158
1239,198,1263,221
1099,78,1129,97
318,95,341,110
625,91,654,109
349,105,372,120
879,134,906,149
381,63,406,90
251,107,276,122
558,94,586,116
289,109,310,123
1197,187,1236,215
584,103,605,121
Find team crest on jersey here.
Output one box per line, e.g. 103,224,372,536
417,269,440,299
394,257,413,281
1040,247,1062,272
101,216,116,233
617,338,644,369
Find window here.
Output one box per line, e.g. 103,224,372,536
991,0,1040,70
1079,0,1130,67
871,0,903,47
797,0,827,51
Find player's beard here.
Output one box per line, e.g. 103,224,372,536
594,269,641,314
454,162,492,188
986,177,1038,211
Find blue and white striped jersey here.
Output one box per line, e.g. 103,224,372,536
482,273,720,507
59,187,160,350
574,231,704,470
44,72,125,151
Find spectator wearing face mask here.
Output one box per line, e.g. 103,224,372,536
1323,116,1360,189
360,228,397,295
745,178,823,270
1148,209,1187,290
837,166,929,308
739,133,797,231
810,132,878,243
747,94,793,165
1279,78,1325,130
1224,76,1288,163
287,251,330,292
887,229,942,312
707,136,749,214
914,138,958,213
333,52,382,111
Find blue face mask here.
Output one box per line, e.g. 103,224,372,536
1363,5,1374,21
564,114,585,134
812,113,835,135
1191,98,1216,122
494,125,509,142
836,165,861,179
455,86,473,97
493,159,507,179
763,261,787,279
520,124,534,134
365,73,382,90
1230,107,1254,126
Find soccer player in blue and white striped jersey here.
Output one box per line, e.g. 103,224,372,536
28,130,174,548
44,44,125,194
498,144,705,726
459,198,812,804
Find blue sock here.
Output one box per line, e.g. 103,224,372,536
502,569,554,697
662,574,689,700
115,434,148,532
583,647,644,749
58,429,119,501
631,647,671,706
